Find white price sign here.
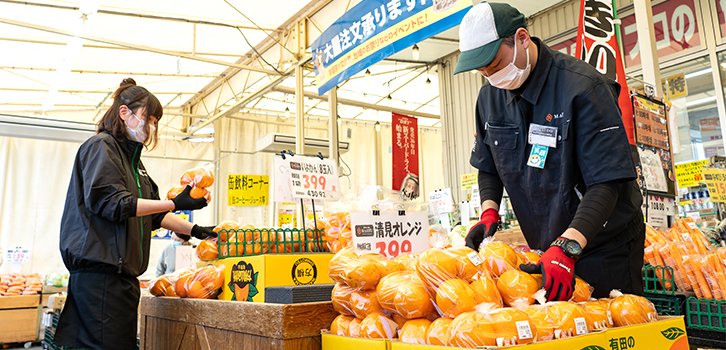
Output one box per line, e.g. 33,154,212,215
287,156,340,200
5,246,30,264
350,210,429,258
646,194,675,229
175,245,198,271
428,188,454,215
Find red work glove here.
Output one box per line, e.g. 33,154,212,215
464,208,500,251
520,245,576,302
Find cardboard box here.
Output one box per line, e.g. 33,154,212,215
322,331,389,350
214,253,333,302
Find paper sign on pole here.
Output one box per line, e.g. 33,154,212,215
174,245,198,271
428,188,453,216
227,174,269,206
461,172,477,192
287,156,340,200
674,160,709,188
645,194,675,229
350,210,429,258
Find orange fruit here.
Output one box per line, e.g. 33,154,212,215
375,258,405,276
426,317,453,345
524,306,555,341
530,274,543,290
392,313,408,329
479,241,519,277
399,319,431,345
329,248,358,284
520,251,541,265
609,293,657,326
180,167,214,188
349,290,384,319
496,270,539,306
490,308,537,345
174,270,193,298
186,280,212,299
149,276,176,297
581,301,613,330
348,317,362,337
189,186,209,199
572,277,593,302
546,302,589,338
331,283,354,316
470,274,503,307
223,231,261,256
436,278,477,318
213,220,240,242
448,247,486,282
448,312,497,347
394,253,418,271
344,259,382,291
376,271,414,312
330,315,354,336
166,186,185,200
195,240,218,261
193,265,224,291
416,248,459,290
360,312,398,339
393,276,435,319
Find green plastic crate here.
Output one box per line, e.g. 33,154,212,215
216,228,326,258
642,264,677,295
686,297,726,331
644,292,685,316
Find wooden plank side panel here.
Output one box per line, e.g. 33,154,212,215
0,294,40,309
0,308,39,343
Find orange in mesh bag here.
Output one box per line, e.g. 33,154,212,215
149,275,177,297
196,240,218,261
436,278,478,318
581,300,613,330
399,319,431,345
479,240,519,277
330,314,354,336
470,273,503,308
331,283,355,316
185,265,224,299
180,167,214,188
426,317,453,345
496,270,539,306
572,277,593,302
609,290,657,326
546,302,589,338
360,312,398,339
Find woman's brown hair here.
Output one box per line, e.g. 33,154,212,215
97,78,163,149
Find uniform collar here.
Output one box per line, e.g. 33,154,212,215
105,131,144,159
505,37,553,105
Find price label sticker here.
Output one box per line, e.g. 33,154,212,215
687,222,698,230
350,210,429,258
467,252,483,267
574,317,588,335
286,156,339,200
515,320,533,339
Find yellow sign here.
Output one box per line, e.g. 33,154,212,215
662,72,688,99
227,174,269,206
460,172,477,191
674,160,708,188
702,167,726,202
214,253,333,302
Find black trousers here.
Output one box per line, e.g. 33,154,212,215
55,271,140,350
576,215,646,298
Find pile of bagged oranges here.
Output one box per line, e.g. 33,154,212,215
149,265,224,299
328,240,657,348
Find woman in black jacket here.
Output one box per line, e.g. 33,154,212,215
55,78,216,349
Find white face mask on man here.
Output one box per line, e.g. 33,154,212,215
483,39,531,90
126,112,153,143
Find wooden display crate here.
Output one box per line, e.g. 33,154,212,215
0,295,41,344
139,296,338,350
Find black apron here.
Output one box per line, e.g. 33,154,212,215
55,271,140,350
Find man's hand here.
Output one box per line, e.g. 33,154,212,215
191,225,217,240
520,245,576,301
464,208,500,251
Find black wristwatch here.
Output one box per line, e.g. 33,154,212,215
550,237,583,259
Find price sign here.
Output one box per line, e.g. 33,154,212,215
174,245,198,270
428,188,454,215
287,156,339,200
5,246,30,264
461,172,477,192
350,210,429,258
227,174,269,206
675,160,709,188
645,194,675,229
702,167,726,202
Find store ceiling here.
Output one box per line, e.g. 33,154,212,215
0,0,565,137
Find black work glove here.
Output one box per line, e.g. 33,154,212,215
171,185,208,211
191,224,217,240
464,208,500,251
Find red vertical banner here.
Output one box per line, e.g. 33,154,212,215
392,113,420,199
575,0,636,145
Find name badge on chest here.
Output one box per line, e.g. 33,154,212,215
527,144,549,169
528,124,558,148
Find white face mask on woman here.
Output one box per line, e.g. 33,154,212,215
483,40,531,90
126,113,149,143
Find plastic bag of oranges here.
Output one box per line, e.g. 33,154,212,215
449,307,538,348
321,211,352,253
572,277,594,302
359,312,398,339
426,317,453,345
416,247,486,291
399,319,431,344
213,220,241,242
148,274,177,297
478,239,520,277
544,302,590,338
608,290,657,326
330,314,355,336
581,300,613,330
496,269,540,306
523,305,555,341
196,239,218,261
167,166,214,202
183,265,224,299
376,271,435,319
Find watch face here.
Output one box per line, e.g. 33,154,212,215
564,240,582,256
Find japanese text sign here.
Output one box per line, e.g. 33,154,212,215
227,174,269,206
310,0,471,95
645,194,675,229
392,113,419,199
5,247,30,264
674,160,708,188
287,156,340,200
350,210,429,257
428,188,454,215
460,172,477,191
633,95,670,150
662,73,688,99
702,167,726,202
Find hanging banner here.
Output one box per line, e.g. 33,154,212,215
227,174,269,206
575,0,635,145
350,210,429,258
674,160,709,188
392,113,419,199
310,0,471,95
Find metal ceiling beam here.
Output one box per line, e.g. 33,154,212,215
0,65,217,78
272,86,440,120
0,17,279,75
0,0,280,32
0,87,197,94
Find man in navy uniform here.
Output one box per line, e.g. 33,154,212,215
458,2,644,301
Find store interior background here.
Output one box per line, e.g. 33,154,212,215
1,0,724,282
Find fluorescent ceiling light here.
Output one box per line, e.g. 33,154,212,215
192,126,214,135
685,96,717,108
684,68,711,79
